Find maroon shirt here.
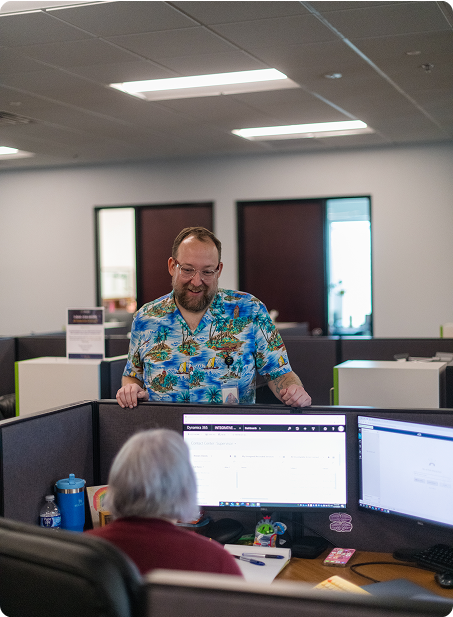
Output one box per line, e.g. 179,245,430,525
86,517,242,577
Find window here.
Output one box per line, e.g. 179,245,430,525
96,207,137,314
326,197,372,335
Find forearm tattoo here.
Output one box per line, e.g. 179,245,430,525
270,373,303,396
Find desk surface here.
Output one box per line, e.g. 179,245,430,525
276,550,453,600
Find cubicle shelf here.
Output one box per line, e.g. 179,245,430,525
334,360,447,408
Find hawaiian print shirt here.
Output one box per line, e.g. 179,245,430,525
123,288,292,404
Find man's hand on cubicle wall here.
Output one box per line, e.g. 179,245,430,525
116,381,149,409
268,371,312,408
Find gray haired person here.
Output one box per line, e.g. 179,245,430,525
86,429,242,577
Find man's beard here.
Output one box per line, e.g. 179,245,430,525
173,280,217,313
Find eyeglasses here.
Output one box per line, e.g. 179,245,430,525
175,260,220,281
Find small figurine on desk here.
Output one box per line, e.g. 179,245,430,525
254,516,289,547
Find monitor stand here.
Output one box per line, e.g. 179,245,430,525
269,511,330,559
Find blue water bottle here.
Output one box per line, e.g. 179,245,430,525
55,474,86,532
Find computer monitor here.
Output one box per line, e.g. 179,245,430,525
358,415,453,530
183,412,347,513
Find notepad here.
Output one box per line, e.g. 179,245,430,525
314,575,370,594
224,544,291,583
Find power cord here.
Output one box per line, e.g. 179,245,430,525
349,561,433,583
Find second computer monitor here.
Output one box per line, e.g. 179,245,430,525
358,415,453,530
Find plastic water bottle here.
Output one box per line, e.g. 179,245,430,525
39,495,61,529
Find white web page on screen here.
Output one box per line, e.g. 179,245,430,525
184,414,347,508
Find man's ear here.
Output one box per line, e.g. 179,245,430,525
217,262,223,277
168,257,176,276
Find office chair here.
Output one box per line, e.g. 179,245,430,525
146,569,452,617
0,516,145,617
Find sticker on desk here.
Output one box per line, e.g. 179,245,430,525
329,512,353,532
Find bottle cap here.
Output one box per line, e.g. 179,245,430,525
55,473,86,492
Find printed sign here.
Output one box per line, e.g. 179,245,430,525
67,308,104,359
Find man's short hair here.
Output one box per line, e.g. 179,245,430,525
172,227,221,263
106,429,199,523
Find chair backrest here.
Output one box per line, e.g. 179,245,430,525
0,516,145,617
146,570,452,617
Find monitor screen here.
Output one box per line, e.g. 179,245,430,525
183,413,347,511
358,415,453,529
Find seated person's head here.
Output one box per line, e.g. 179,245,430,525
106,429,199,523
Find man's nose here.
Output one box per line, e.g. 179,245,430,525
191,270,204,285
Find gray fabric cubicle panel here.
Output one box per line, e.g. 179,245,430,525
105,335,130,358
279,336,340,405
340,337,453,362
16,335,66,361
98,401,185,483
16,334,131,363
100,357,128,399
0,337,15,396
0,402,94,525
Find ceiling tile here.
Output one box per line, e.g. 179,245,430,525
210,14,338,48
0,10,93,46
47,1,198,35
171,1,308,24
106,27,237,60
315,1,451,38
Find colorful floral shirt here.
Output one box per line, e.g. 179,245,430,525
123,289,292,404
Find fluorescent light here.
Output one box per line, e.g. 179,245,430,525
0,146,18,154
110,69,299,101
0,146,34,159
232,120,374,141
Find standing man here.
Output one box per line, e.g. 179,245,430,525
116,227,311,408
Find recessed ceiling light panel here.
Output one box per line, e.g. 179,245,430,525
110,69,299,101
232,120,373,141
0,146,35,159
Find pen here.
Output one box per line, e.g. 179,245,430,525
242,553,285,559
233,555,265,566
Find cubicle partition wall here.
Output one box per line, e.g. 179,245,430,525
15,334,66,362
339,337,453,362
281,336,340,405
2,399,453,553
0,338,15,397
95,401,453,553
15,333,131,362
105,335,131,358
0,402,94,525
97,402,184,482
99,356,128,399
256,336,340,405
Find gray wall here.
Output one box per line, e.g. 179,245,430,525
1,142,452,337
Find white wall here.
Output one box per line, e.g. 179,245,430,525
1,142,452,337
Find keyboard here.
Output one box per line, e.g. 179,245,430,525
414,544,453,573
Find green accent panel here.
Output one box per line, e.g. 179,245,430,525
440,325,443,338
14,362,20,416
333,366,339,406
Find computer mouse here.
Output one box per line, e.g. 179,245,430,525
434,572,453,589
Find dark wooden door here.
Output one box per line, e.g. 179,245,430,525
238,200,326,332
137,203,213,306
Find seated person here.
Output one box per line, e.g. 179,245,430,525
86,428,242,577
